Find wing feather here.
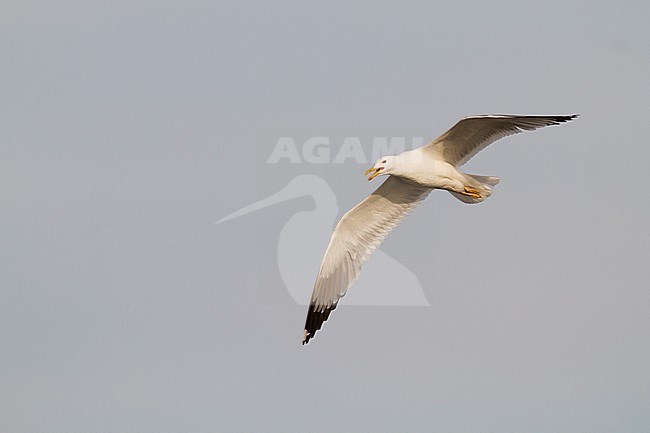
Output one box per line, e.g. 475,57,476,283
302,176,430,344
424,114,578,167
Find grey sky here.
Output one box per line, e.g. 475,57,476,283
2,1,649,432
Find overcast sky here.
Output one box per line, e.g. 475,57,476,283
2,1,650,432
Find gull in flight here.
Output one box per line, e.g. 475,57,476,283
302,114,578,344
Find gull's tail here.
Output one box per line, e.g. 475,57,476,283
449,173,500,204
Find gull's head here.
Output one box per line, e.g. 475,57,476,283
364,156,395,181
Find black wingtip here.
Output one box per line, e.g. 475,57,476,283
555,114,579,122
302,302,337,345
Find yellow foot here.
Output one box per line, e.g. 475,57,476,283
463,186,482,199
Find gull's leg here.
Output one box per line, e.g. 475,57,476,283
463,186,482,198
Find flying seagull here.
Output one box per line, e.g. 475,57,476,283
302,114,578,344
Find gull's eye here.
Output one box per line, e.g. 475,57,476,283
382,160,386,163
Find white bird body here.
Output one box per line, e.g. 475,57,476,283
302,114,578,344
388,148,474,190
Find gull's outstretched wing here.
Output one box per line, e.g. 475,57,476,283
424,114,578,167
303,176,431,344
